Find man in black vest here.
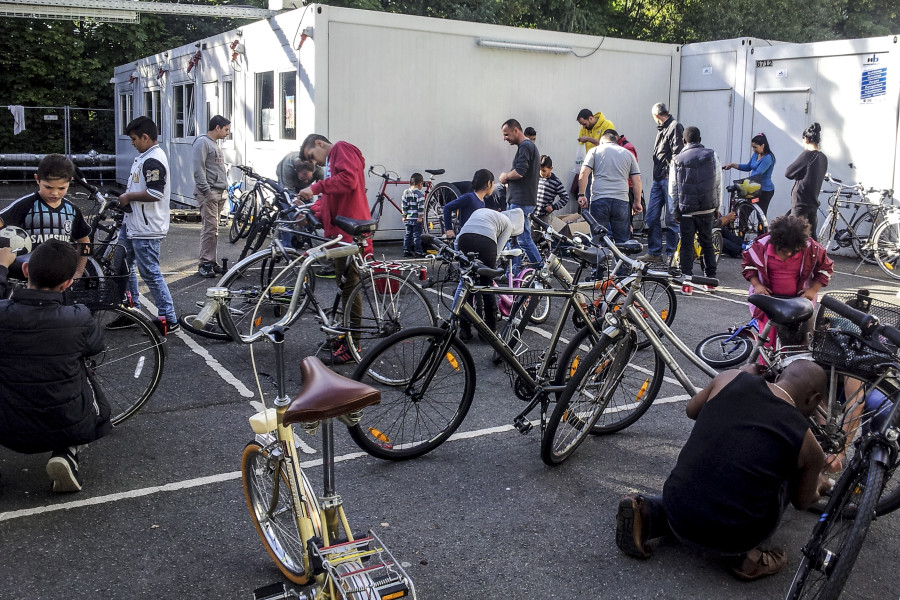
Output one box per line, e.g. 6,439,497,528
615,360,830,581
669,126,721,295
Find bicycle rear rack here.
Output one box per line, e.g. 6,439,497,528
311,530,416,600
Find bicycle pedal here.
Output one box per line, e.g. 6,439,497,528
513,416,534,434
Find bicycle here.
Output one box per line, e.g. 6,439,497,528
345,217,698,466
203,246,417,598
182,213,436,364
786,293,900,600
231,166,308,260
870,205,900,281
817,174,895,267
667,227,723,272
367,165,460,233
724,178,768,246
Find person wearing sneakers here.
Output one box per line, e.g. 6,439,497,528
668,126,721,296
297,133,372,364
615,360,832,580
0,240,111,493
193,115,231,279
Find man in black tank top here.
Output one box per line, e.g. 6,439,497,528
616,360,830,580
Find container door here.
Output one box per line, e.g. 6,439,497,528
203,81,219,131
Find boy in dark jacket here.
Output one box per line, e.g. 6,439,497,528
0,239,110,492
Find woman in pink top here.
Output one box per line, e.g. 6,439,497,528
741,215,834,345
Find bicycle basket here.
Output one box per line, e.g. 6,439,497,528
64,275,128,309
811,293,900,378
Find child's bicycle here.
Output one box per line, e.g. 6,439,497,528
205,240,417,599
694,317,761,368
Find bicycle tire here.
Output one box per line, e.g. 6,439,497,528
848,209,878,264
872,219,900,280
230,190,257,243
348,326,476,460
711,228,723,263
607,276,677,351
541,331,636,465
370,195,384,224
216,248,312,339
88,306,166,425
786,453,885,600
424,182,461,235
344,272,436,363
521,271,551,325
735,202,768,245
178,312,231,341
817,211,838,253
241,441,321,585
239,209,274,261
695,331,754,368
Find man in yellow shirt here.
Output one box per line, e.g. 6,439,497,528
576,109,616,151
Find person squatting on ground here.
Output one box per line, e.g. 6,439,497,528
616,360,831,581
401,172,426,257
297,133,372,365
785,123,828,239
741,214,833,344
193,115,231,278
0,153,91,279
454,207,524,342
0,240,111,493
669,126,721,295
499,119,542,269
276,151,324,195
116,116,178,335
577,129,642,245
645,102,684,261
536,156,569,215
442,169,494,239
724,132,777,217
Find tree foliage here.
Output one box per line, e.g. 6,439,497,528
0,0,896,155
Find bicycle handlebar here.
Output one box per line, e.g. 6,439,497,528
821,295,900,347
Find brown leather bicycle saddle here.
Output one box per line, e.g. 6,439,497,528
749,295,814,326
282,357,381,424
334,215,378,237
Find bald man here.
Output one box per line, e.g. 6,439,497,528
616,360,830,581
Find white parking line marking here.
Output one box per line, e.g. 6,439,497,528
139,296,254,398
0,394,692,523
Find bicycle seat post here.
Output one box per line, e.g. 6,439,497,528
321,418,337,498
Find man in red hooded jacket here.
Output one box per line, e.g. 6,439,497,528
298,133,372,364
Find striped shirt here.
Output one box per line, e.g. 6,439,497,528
401,187,425,223
0,192,91,247
536,172,569,212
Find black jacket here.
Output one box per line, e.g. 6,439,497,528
652,115,684,180
671,143,719,216
0,273,110,454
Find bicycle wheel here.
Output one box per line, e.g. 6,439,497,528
239,209,275,261
695,331,754,368
541,331,636,465
520,271,551,325
872,219,900,280
348,326,476,460
848,209,878,264
230,190,257,243
344,272,436,363
786,453,885,600
817,211,838,253
241,441,321,585
88,307,166,425
735,202,768,245
711,228,723,263
178,312,231,341
424,182,460,235
217,248,312,339
607,276,677,350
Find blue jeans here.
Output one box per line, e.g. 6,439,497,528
508,203,542,269
403,221,423,254
118,224,176,322
647,178,679,256
589,197,631,244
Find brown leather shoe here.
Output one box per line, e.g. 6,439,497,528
616,494,652,559
731,547,787,581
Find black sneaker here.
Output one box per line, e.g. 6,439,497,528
197,262,217,278
106,315,138,330
212,262,226,274
47,449,82,493
615,494,652,559
153,317,179,336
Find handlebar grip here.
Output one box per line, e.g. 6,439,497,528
821,295,879,335
689,276,719,287
324,245,360,260
421,233,443,250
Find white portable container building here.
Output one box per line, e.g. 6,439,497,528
112,4,681,238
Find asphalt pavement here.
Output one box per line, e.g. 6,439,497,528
1,212,899,600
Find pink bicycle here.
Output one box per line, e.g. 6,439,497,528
495,248,550,325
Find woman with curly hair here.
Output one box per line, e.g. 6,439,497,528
741,215,834,342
